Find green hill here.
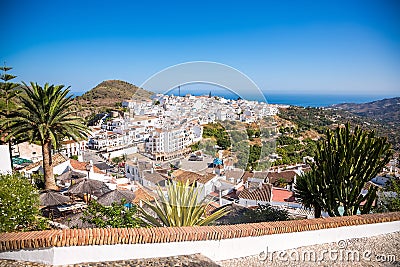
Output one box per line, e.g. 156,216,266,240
279,102,400,151
331,97,400,125
74,80,153,118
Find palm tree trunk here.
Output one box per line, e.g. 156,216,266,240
8,141,13,170
42,140,57,190
314,205,322,218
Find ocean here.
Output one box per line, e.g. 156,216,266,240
263,94,384,107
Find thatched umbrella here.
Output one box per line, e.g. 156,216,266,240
97,189,136,206
39,190,71,207
58,170,87,182
67,179,111,198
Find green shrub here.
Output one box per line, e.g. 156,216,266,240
0,173,41,232
82,200,146,228
238,204,289,224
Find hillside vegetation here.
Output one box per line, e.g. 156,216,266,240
332,97,400,125
279,105,400,151
74,80,153,118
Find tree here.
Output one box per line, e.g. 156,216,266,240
217,135,231,149
295,171,324,218
202,122,231,149
139,180,228,227
3,83,90,190
112,156,122,165
244,144,263,170
295,123,392,217
0,173,47,232
112,156,125,176
0,65,20,168
82,200,145,228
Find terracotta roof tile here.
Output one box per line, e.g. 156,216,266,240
0,212,399,252
132,184,156,204
24,153,68,171
70,159,105,174
172,170,214,185
197,173,216,184
271,187,295,202
238,183,272,202
268,170,297,184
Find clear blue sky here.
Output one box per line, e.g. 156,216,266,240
2,0,400,97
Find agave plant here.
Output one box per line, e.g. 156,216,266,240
139,180,228,227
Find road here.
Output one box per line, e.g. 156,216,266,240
82,149,107,165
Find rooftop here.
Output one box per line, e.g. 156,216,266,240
238,183,272,202
24,153,68,171
271,187,295,202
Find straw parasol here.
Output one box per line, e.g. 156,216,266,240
39,190,71,207
97,189,136,206
58,170,87,182
67,178,111,198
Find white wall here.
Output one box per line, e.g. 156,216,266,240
101,146,138,159
238,198,269,207
54,160,70,175
0,145,12,174
1,221,399,265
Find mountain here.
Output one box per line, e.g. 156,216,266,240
74,80,153,118
331,97,400,125
279,101,400,151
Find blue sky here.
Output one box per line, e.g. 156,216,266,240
2,0,399,98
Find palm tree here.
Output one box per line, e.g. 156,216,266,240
4,82,89,190
295,171,324,218
139,180,228,227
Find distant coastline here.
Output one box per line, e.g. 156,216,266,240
263,94,390,107
71,90,396,108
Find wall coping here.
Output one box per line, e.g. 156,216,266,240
1,212,399,252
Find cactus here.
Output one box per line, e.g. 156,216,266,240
296,123,392,217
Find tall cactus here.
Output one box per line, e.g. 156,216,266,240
296,123,392,217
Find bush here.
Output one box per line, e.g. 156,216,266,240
0,173,42,232
242,204,289,223
30,172,45,189
82,200,146,228
223,204,289,225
